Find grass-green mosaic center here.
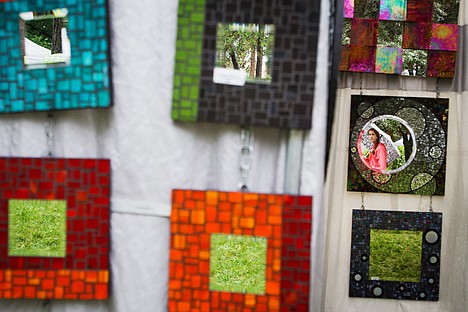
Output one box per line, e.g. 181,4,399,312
369,229,422,282
8,199,67,258
209,233,267,295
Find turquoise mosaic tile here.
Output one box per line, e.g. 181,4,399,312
0,0,112,113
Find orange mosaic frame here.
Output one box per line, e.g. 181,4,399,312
169,190,312,311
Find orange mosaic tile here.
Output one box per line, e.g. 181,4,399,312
0,270,108,299
169,190,312,311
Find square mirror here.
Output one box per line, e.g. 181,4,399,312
169,190,312,311
214,23,275,86
347,95,448,195
341,0,459,77
8,199,67,258
19,8,71,69
349,209,442,301
209,233,267,294
0,0,112,113
0,157,110,300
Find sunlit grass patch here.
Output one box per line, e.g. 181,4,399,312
8,199,67,258
209,234,267,294
369,229,422,282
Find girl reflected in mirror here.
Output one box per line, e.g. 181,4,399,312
357,128,387,173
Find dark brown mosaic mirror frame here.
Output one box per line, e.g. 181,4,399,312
172,0,321,129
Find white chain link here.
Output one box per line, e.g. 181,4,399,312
238,127,254,192
44,113,55,157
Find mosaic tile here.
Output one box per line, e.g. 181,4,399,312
168,190,312,311
0,157,110,300
0,0,112,113
349,209,442,301
375,47,402,74
172,0,320,129
347,95,448,195
341,0,459,77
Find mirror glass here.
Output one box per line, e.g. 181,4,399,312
8,199,67,258
215,23,275,85
209,233,267,294
358,115,417,174
369,229,422,282
19,8,71,68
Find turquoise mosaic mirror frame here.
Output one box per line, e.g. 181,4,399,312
0,0,112,113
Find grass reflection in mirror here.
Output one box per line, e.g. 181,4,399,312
369,229,422,282
8,199,67,258
209,233,267,294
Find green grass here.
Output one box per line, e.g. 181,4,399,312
369,229,422,282
209,234,267,294
8,199,67,258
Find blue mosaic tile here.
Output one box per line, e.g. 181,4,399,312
0,0,112,114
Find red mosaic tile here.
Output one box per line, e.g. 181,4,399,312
0,157,110,300
169,190,312,311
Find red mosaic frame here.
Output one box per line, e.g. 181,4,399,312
169,190,312,311
0,157,110,300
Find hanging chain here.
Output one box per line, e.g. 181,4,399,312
359,73,363,95
436,78,440,99
361,192,365,210
429,195,433,213
238,126,254,192
44,113,55,157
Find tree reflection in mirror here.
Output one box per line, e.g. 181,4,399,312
19,8,70,69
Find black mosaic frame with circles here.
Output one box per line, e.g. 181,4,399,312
197,0,321,129
347,95,449,195
349,209,443,301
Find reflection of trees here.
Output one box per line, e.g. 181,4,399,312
216,24,274,80
354,0,380,18
25,15,67,53
433,0,459,24
375,118,404,142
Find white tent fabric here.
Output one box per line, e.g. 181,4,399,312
0,0,330,311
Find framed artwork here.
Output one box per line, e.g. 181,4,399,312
169,190,312,311
340,0,459,77
347,95,448,195
349,209,442,301
171,0,320,129
0,0,112,113
0,157,110,300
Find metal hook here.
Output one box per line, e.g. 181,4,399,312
361,192,365,210
44,113,55,157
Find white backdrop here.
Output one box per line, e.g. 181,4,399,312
0,0,330,311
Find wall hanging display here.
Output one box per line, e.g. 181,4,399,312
0,0,112,113
0,157,110,300
340,0,459,77
347,95,448,195
169,190,312,311
171,0,320,129
349,209,442,300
